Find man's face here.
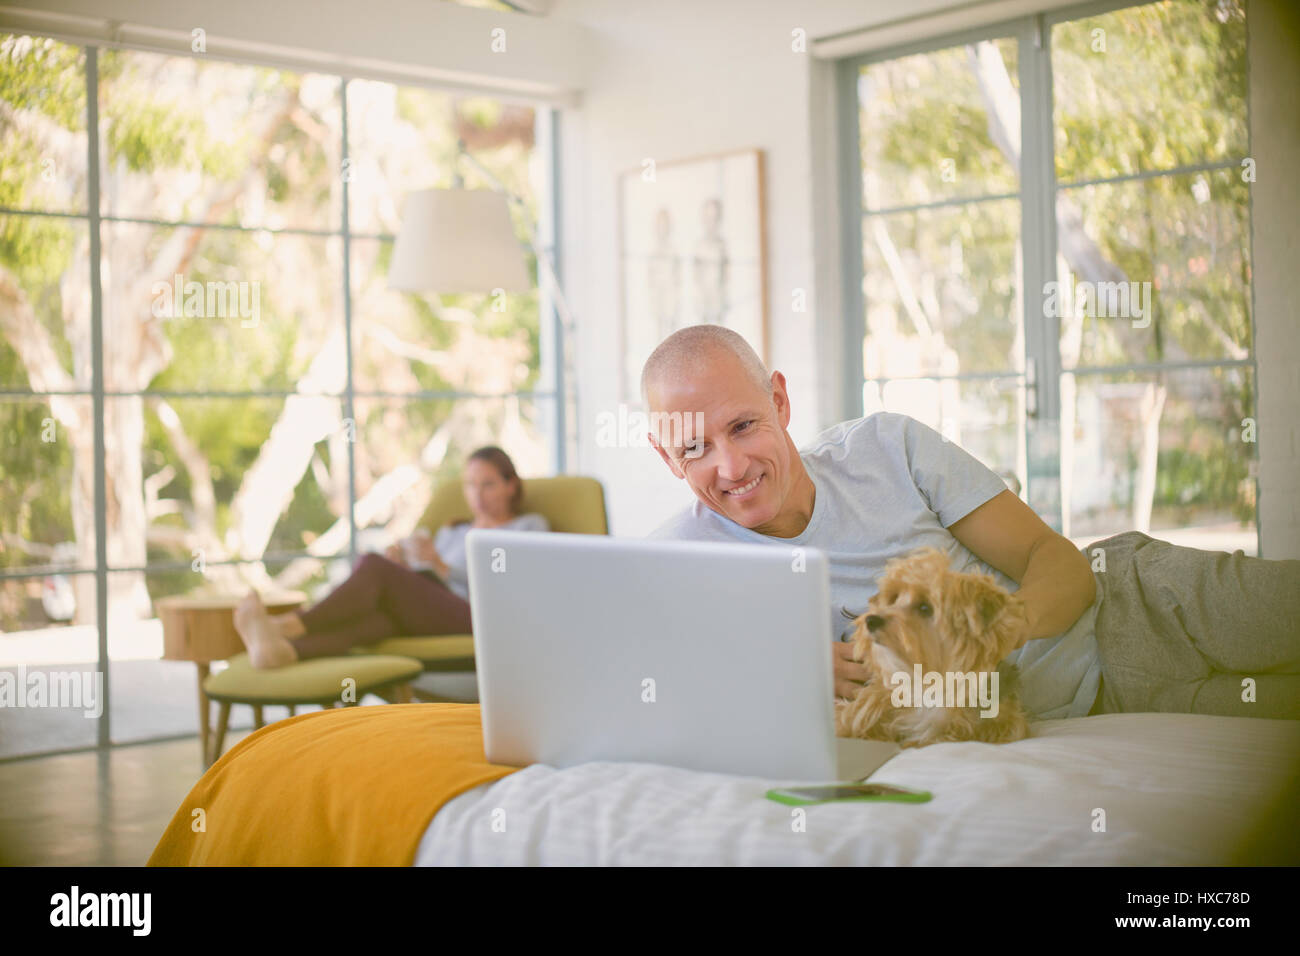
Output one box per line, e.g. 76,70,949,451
647,352,796,534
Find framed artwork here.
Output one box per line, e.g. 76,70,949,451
617,148,768,404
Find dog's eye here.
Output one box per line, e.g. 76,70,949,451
917,602,933,617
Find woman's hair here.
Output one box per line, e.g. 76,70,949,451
466,445,523,513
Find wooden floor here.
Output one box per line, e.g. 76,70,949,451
1,673,479,866
0,731,254,866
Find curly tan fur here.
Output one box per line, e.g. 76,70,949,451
834,548,1031,748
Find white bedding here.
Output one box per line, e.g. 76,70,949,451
415,713,1300,865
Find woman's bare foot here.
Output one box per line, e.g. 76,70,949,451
233,590,299,669
272,611,305,640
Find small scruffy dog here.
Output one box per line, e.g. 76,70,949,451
834,548,1031,748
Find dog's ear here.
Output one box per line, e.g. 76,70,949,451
947,573,1003,626
974,585,1007,628
948,574,1026,665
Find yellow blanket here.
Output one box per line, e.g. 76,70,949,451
148,703,519,866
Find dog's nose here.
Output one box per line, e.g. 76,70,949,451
865,614,885,632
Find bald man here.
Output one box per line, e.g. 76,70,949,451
642,324,1300,721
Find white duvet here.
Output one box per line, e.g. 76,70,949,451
415,713,1300,865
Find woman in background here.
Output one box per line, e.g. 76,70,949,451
233,446,548,668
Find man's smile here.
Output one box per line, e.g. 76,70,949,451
723,473,763,499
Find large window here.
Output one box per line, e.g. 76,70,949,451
0,35,557,757
842,0,1254,554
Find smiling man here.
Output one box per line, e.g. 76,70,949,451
643,324,1300,720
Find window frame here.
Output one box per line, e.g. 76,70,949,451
0,39,564,754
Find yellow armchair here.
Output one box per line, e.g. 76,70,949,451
418,473,609,536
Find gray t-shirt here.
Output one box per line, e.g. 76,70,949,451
433,512,550,600
647,412,1101,720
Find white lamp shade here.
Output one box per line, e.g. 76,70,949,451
388,189,531,293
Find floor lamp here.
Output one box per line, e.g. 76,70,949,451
387,143,578,471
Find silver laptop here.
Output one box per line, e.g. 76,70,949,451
465,530,898,782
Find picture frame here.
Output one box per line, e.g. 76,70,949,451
617,148,769,405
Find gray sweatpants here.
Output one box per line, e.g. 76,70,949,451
1086,531,1300,719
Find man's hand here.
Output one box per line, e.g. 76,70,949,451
832,641,870,700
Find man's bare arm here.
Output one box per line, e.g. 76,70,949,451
947,490,1095,648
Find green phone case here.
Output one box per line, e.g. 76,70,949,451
764,784,932,806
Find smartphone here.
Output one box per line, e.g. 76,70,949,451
764,783,932,806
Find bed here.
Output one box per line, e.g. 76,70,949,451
149,702,1300,866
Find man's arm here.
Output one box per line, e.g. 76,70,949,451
947,489,1095,648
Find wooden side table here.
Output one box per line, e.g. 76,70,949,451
156,592,307,765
